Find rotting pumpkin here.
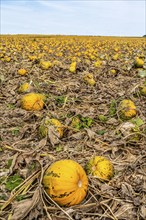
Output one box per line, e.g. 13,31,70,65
43,159,88,206
21,93,45,111
118,99,137,120
86,156,114,181
39,117,64,138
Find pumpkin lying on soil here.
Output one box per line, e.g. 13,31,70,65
83,73,96,86
118,99,137,120
94,60,102,68
40,60,52,70
71,117,81,130
39,117,64,138
134,57,144,68
139,86,146,96
109,69,116,76
21,93,45,111
43,159,88,206
69,62,76,73
18,68,27,75
18,82,32,93
86,156,114,181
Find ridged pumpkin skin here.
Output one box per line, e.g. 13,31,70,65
119,99,137,119
86,156,114,181
43,160,88,207
21,93,45,111
39,118,64,138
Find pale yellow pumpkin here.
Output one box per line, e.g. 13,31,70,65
119,99,137,119
83,73,96,86
43,160,88,206
86,156,114,181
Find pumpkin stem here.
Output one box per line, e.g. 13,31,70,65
78,180,82,188
92,165,96,171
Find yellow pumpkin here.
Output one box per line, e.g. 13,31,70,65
40,60,52,70
135,57,144,68
69,62,76,73
4,56,11,62
43,160,88,206
109,69,116,75
119,99,137,119
139,86,146,96
18,82,32,93
21,93,45,111
28,55,37,61
112,54,119,61
114,47,119,52
39,118,64,138
86,156,114,181
18,68,27,75
83,73,96,86
94,60,102,68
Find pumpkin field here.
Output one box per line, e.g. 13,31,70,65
0,35,146,220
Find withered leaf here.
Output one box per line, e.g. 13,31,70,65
11,189,40,220
48,125,61,146
114,203,135,219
